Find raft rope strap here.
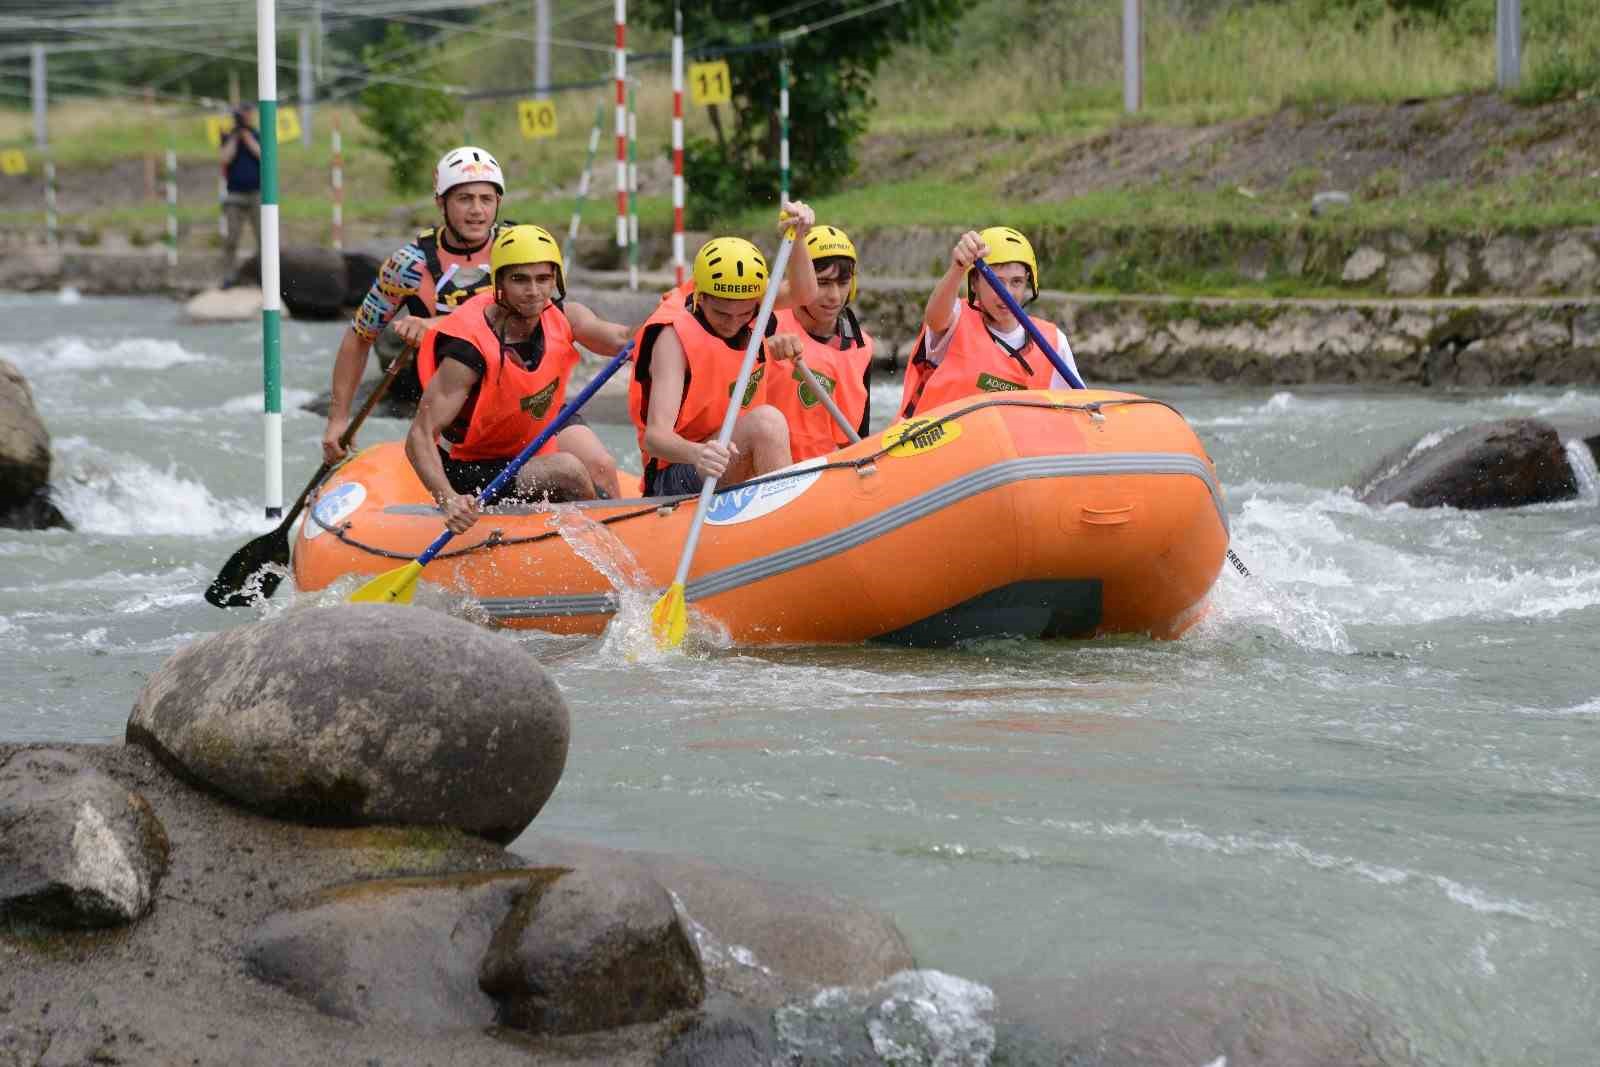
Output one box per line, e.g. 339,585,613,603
307,396,1181,562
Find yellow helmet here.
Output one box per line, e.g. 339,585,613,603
692,237,769,304
803,224,858,303
971,225,1038,304
490,224,565,298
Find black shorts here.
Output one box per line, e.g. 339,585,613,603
440,450,515,498
647,462,704,497
436,417,587,498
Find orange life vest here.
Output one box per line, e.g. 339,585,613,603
628,281,769,476
767,307,873,461
416,289,579,462
900,302,1062,418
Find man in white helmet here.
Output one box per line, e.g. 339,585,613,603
320,146,507,464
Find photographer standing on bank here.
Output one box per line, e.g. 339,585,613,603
218,107,261,288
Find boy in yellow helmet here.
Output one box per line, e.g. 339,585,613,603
900,226,1084,418
768,225,875,460
627,202,817,496
406,225,633,533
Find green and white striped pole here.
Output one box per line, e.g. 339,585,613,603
258,0,283,518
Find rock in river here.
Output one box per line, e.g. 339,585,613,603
126,604,569,843
1355,417,1579,510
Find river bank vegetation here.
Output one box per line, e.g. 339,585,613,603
0,0,1594,296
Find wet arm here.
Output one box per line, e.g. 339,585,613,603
405,360,476,507
327,328,376,424
641,329,702,466
774,242,818,311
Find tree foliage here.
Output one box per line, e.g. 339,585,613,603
632,0,964,224
357,24,462,195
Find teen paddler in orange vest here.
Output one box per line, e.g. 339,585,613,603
628,201,818,496
900,226,1085,419
405,224,632,534
323,146,508,465
767,225,874,461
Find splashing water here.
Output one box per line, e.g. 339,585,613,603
51,439,266,537
1563,440,1599,503
549,507,665,660
775,970,996,1067
0,335,206,377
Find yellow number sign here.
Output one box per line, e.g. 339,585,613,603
0,150,27,176
276,107,302,144
204,116,229,149
689,60,732,106
518,100,558,140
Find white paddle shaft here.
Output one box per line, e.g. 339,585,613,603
669,233,798,589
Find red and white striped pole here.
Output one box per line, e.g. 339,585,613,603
614,0,628,262
671,7,685,285
330,120,344,252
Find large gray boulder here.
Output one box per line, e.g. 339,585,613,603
126,604,570,843
518,834,917,1007
0,358,69,530
0,748,168,928
246,869,562,1031
1356,417,1579,510
991,966,1415,1066
237,246,381,319
478,857,705,1035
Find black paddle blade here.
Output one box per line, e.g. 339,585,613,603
204,529,291,608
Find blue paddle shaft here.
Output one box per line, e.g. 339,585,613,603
973,258,1085,390
414,339,636,568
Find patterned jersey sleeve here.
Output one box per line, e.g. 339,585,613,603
352,242,430,341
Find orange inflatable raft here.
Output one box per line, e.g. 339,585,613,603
293,390,1231,646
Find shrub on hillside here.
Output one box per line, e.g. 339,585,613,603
357,24,462,196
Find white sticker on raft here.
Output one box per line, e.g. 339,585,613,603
706,457,825,527
304,482,367,540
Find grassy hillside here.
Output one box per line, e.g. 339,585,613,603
0,0,1595,294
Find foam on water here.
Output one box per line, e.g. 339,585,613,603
776,969,996,1067
221,388,318,414
1034,817,1558,925
1221,486,1600,628
57,286,82,305
1491,388,1599,416
0,335,207,377
50,439,270,537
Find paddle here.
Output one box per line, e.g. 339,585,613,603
348,339,637,606
204,345,417,608
651,231,798,649
794,355,862,445
972,258,1086,390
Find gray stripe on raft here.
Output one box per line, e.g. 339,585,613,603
474,452,1225,621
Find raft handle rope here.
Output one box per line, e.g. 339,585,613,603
306,395,1194,562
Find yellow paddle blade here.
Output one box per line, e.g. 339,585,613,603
349,561,424,605
651,582,688,649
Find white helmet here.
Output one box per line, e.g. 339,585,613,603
434,146,504,197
